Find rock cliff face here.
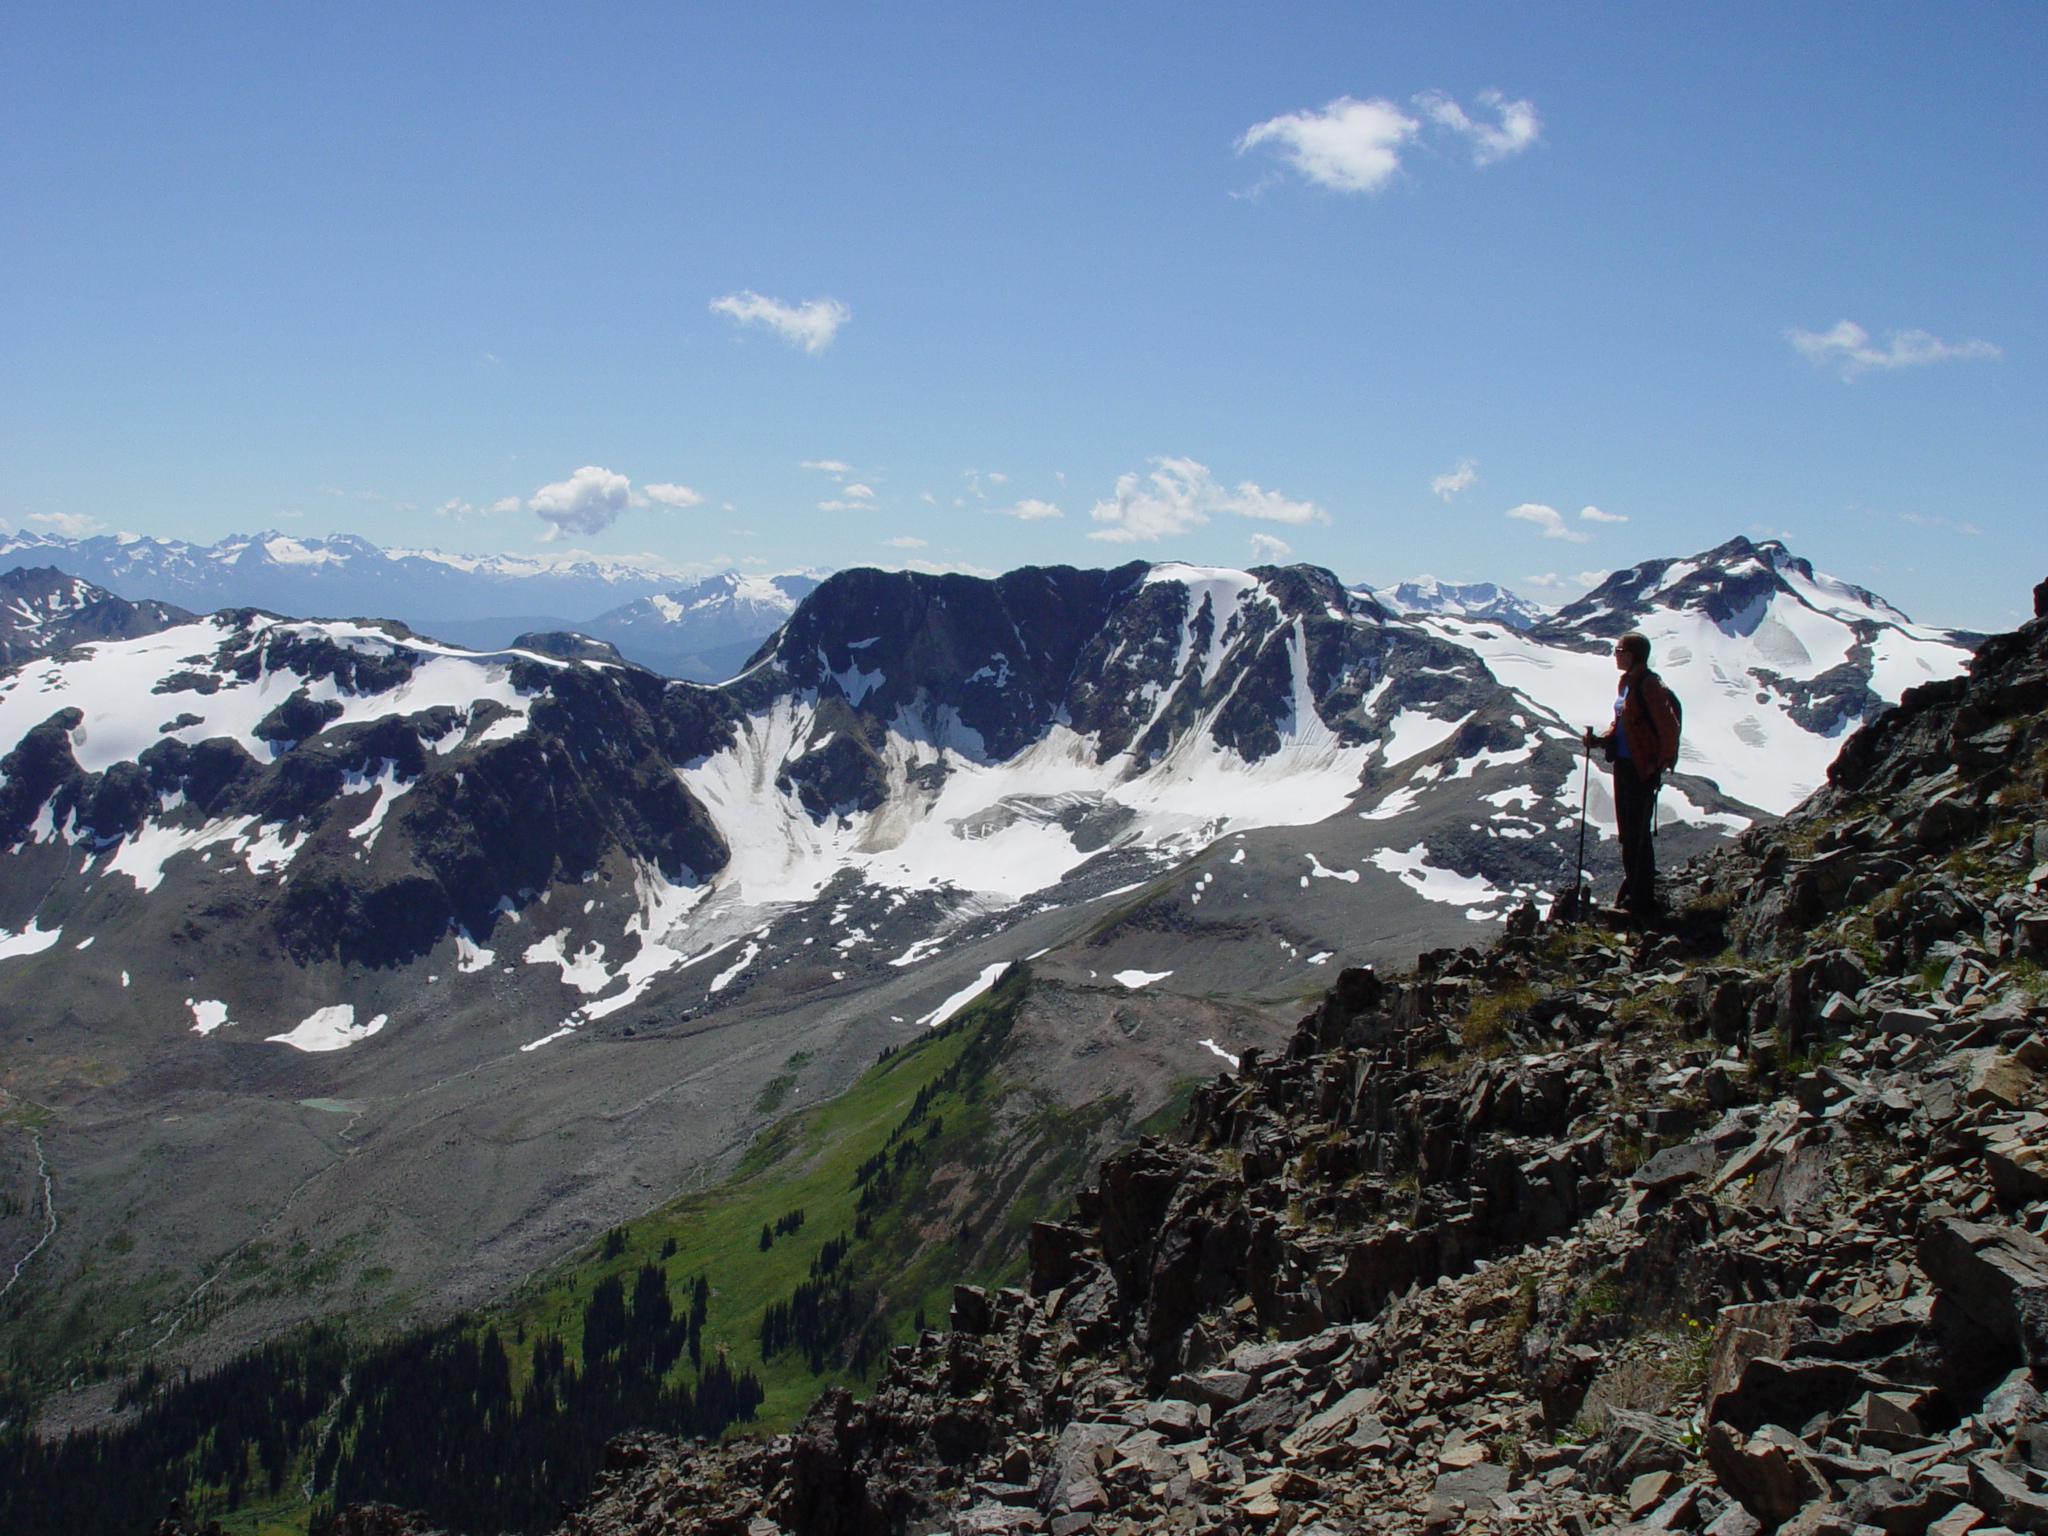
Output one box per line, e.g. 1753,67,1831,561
493,582,2048,1536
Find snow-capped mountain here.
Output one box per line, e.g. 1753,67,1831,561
577,571,824,680
1410,536,1966,814
0,538,1977,1377
0,565,190,668
1363,577,1551,629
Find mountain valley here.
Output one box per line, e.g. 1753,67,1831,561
0,535,1980,1530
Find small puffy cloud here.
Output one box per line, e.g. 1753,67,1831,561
711,291,849,353
882,536,928,548
1237,95,1418,193
1430,458,1477,500
437,494,525,521
1522,569,1609,590
840,483,876,501
643,483,704,509
1414,89,1541,165
531,465,633,541
818,500,870,512
992,499,1063,521
1088,458,1329,544
25,511,102,537
1239,89,1539,193
1248,533,1293,563
1578,505,1626,524
1505,503,1590,543
1788,320,2001,380
802,459,854,473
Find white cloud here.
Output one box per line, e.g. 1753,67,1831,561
1237,96,1418,193
987,471,1008,484
1248,533,1293,562
1087,458,1329,543
1430,458,1477,500
802,459,854,473
1578,505,1626,524
882,536,928,548
643,483,704,509
1414,89,1541,165
1522,569,1609,590
818,500,872,512
25,511,102,537
436,494,524,521
1505,503,1590,543
530,466,633,541
992,499,1063,521
840,483,875,501
1788,320,2001,380
711,291,849,353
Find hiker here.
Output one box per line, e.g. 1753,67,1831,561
1583,631,1681,920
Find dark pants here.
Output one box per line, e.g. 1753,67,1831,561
1613,766,1661,915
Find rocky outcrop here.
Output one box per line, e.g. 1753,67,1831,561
498,592,2048,1536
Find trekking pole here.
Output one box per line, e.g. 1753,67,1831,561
1570,733,1592,921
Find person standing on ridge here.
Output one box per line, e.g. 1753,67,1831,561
1583,631,1681,921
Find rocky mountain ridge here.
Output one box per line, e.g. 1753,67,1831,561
0,540,1974,1451
414,575,2048,1536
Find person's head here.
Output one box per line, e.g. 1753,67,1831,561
1613,632,1650,672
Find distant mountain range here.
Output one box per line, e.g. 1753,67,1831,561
1361,576,1551,629
0,529,822,681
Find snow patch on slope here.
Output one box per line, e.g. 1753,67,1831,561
266,1004,388,1052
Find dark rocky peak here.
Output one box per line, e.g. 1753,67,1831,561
1067,562,1397,767
734,562,1151,758
755,561,1412,787
0,564,191,667
512,630,631,665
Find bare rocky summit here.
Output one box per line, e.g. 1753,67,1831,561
352,577,2048,1536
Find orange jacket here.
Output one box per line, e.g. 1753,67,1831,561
1599,667,1680,781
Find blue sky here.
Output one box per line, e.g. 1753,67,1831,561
3,3,2041,626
